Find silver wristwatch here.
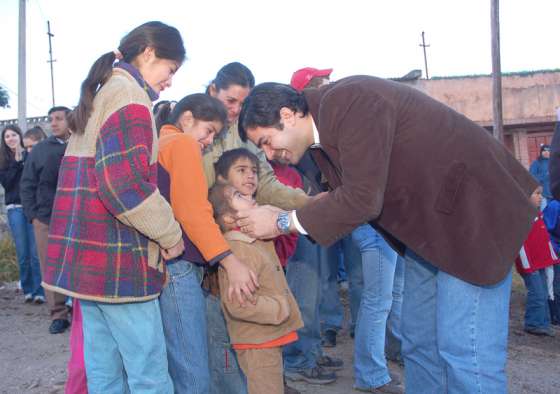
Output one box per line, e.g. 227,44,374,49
276,211,291,234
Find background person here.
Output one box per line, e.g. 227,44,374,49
0,125,43,304
20,106,72,334
529,144,551,210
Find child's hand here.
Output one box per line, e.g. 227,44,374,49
221,254,259,307
161,239,185,260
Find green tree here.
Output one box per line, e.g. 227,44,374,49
0,85,9,108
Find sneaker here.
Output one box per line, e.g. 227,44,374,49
354,381,404,394
321,329,337,348
285,366,337,385
524,327,555,337
33,295,45,304
24,294,33,303
316,355,344,371
49,319,70,334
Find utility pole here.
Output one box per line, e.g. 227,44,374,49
419,31,430,79
491,0,504,142
47,21,56,108
18,0,27,131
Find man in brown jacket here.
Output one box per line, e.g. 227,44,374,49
236,77,538,394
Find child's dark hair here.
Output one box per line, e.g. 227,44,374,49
156,94,228,135
214,148,259,180
48,106,71,116
208,182,236,232
69,21,186,134
206,62,255,94
24,126,48,142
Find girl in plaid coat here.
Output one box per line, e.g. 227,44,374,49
42,22,186,393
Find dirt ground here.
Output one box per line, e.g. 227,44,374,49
1,280,559,394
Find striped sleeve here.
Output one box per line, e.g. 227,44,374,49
94,103,181,249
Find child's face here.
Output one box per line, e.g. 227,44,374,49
23,137,39,152
530,188,543,209
179,111,222,151
226,157,258,197
226,186,256,211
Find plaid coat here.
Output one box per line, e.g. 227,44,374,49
42,68,182,303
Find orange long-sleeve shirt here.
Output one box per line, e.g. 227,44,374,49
158,125,230,264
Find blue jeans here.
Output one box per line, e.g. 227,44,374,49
205,292,247,394
352,224,398,389
81,299,173,394
386,255,405,361
283,235,323,371
159,260,209,394
402,249,512,394
7,207,43,298
521,269,551,330
320,236,363,333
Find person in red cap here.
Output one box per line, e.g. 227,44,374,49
290,68,332,92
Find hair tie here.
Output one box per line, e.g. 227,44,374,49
113,49,123,60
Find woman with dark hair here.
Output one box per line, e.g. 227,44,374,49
157,94,259,393
0,125,43,304
42,21,186,392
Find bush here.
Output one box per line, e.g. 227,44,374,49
0,237,18,283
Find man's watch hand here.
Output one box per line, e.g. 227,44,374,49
276,211,291,234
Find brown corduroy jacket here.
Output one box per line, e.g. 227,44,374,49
218,231,303,345
296,75,538,285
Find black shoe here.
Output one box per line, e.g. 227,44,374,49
316,355,344,371
285,366,337,385
49,319,70,334
321,329,337,348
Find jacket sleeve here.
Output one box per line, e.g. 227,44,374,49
94,103,182,249
296,92,396,246
160,136,231,264
219,242,291,325
0,159,23,192
19,151,40,221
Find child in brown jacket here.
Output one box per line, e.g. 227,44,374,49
209,167,303,394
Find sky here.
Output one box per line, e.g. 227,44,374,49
1,0,559,121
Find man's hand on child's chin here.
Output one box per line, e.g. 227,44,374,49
236,205,282,240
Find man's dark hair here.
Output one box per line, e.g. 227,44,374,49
214,148,259,180
48,106,71,116
238,82,308,142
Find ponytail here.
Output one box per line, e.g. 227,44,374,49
68,52,117,134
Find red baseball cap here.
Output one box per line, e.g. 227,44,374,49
290,67,333,91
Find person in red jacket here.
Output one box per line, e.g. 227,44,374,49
515,186,558,336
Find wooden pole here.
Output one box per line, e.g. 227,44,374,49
18,0,27,131
47,21,56,108
491,0,504,142
419,31,430,79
